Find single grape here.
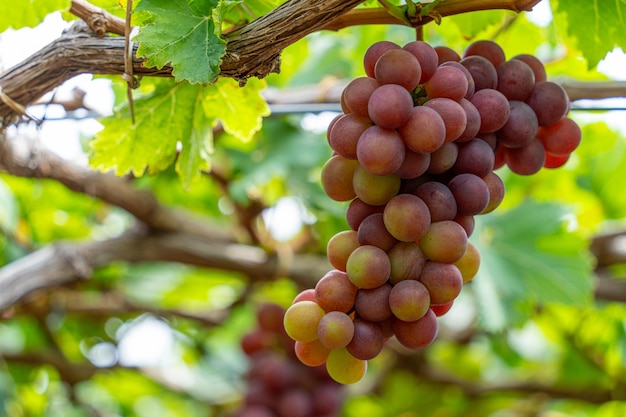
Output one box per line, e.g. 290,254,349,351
241,328,274,356
420,220,468,263
342,76,380,117
424,65,469,101
346,319,385,360
504,138,546,175
525,81,570,126
536,117,582,155
388,242,427,284
391,309,438,350
353,165,401,206
321,155,358,202
367,84,414,129
440,61,476,99
326,348,367,384
496,58,536,101
395,149,431,179
327,230,360,272
414,181,457,222
399,105,446,154
374,48,422,91
452,137,495,178
481,171,505,214
329,113,372,159
471,88,511,133
317,311,355,349
363,41,401,78
419,261,463,305
346,245,391,289
403,40,439,83
295,339,331,367
389,279,430,322
448,173,490,215
434,45,461,64
512,53,547,83
315,269,358,313
424,97,468,143
284,300,325,343
460,55,497,91
354,283,393,322
358,212,398,252
427,142,458,174
463,39,506,67
383,194,431,242
257,303,286,333
357,124,406,175
496,100,538,149
454,241,481,283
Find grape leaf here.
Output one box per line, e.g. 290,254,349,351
90,80,207,183
133,0,232,84
0,0,69,32
447,10,510,40
176,91,213,186
471,201,594,331
90,76,269,186
553,0,626,69
203,77,271,142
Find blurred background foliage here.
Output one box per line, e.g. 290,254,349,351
0,0,625,416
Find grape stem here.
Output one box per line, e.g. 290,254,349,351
322,0,543,30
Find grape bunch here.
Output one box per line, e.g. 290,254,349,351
284,39,582,385
234,303,345,417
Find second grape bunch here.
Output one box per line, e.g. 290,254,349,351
284,39,582,384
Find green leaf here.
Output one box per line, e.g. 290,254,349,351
553,0,626,69
203,77,271,142
133,0,229,84
471,201,594,331
176,92,213,186
447,10,512,41
575,122,626,219
91,77,268,186
0,0,69,32
90,80,207,181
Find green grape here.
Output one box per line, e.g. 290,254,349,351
353,165,401,206
454,241,481,283
326,348,367,384
283,300,325,343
